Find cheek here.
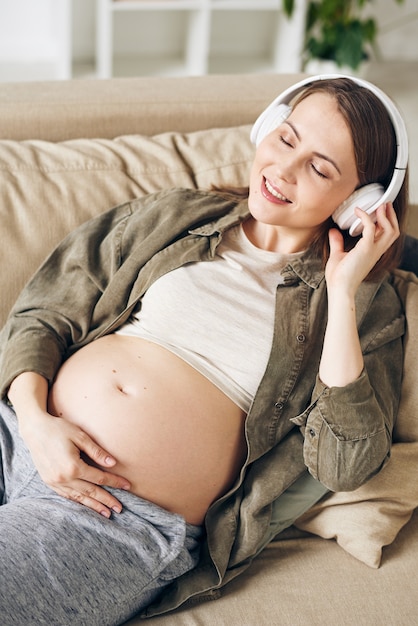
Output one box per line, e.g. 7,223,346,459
309,179,355,211
248,162,262,197
247,184,261,215
330,184,358,213
300,187,345,225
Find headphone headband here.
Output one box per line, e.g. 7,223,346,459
250,74,408,236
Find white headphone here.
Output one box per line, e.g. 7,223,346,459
250,74,408,237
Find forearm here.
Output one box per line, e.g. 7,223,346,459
320,205,401,387
319,289,364,387
8,370,48,404
8,371,50,434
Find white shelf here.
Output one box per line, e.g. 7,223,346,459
111,1,203,10
95,0,306,78
210,1,281,9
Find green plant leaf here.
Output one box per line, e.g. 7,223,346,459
299,0,405,70
362,18,377,43
282,0,295,17
306,1,319,32
334,22,368,68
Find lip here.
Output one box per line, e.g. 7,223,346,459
261,177,291,204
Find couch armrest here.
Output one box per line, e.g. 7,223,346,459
0,74,305,142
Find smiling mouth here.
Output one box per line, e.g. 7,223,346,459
264,178,291,203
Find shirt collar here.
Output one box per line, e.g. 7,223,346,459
190,199,325,290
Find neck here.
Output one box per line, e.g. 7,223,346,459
243,218,311,254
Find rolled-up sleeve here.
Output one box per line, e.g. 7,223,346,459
291,312,405,492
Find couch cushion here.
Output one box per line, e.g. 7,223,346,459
294,442,418,568
0,126,253,326
125,510,418,625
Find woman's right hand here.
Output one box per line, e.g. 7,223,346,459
8,372,131,518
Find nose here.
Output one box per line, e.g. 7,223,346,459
275,157,297,185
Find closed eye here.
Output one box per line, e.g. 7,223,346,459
284,120,342,176
280,128,329,179
280,135,293,148
311,164,327,179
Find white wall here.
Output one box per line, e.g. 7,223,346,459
374,0,418,61
0,0,71,80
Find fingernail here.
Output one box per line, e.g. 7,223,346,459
100,510,111,518
112,505,122,514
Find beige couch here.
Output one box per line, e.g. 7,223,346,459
0,74,417,625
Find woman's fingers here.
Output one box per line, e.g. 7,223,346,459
378,202,400,241
355,203,399,247
74,427,118,469
50,456,131,517
326,202,400,291
54,478,124,518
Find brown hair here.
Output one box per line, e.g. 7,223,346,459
214,77,409,281
294,77,409,279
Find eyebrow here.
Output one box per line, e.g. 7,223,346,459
284,121,342,175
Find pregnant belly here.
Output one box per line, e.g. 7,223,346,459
48,335,247,524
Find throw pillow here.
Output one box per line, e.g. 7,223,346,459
295,443,418,568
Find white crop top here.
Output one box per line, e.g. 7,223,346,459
116,223,302,412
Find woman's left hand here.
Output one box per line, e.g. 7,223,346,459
325,202,400,295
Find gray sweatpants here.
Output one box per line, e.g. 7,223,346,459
0,402,202,626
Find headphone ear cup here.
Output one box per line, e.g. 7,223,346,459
332,183,384,235
251,103,292,146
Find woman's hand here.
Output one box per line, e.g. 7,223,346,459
319,203,399,388
24,411,131,517
325,202,400,294
9,372,131,518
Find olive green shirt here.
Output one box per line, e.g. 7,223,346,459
0,189,405,616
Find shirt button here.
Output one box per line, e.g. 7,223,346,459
309,429,316,437
275,402,284,410
296,333,306,343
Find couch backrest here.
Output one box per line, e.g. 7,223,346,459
0,74,305,141
0,125,255,326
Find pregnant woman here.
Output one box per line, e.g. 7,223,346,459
0,75,409,625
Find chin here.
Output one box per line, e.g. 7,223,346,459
248,194,284,226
